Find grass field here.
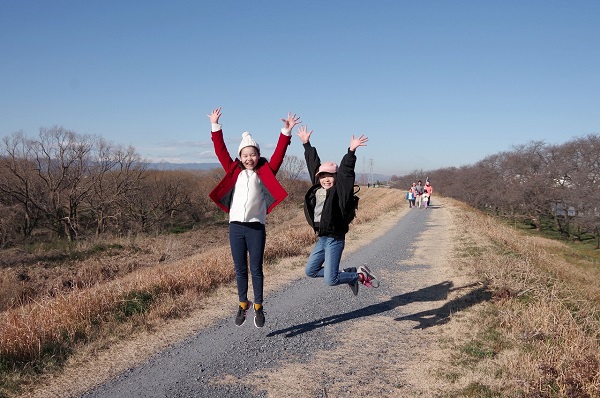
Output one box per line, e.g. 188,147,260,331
2,190,600,397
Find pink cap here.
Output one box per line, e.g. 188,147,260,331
316,161,338,176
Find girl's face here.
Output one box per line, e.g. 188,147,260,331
240,146,259,170
318,173,336,190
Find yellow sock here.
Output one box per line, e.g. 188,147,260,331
254,303,262,311
239,301,249,310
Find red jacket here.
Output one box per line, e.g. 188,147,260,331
208,129,291,214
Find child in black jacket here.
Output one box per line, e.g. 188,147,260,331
296,125,379,296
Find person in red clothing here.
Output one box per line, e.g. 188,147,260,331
424,180,433,207
208,107,301,328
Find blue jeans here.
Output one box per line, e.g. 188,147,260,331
305,236,359,286
229,222,266,304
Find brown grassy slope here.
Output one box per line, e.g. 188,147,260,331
0,225,231,311
4,192,600,398
0,187,405,397
428,199,600,397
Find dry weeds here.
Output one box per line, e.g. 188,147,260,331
0,187,403,397
437,199,600,397
4,191,599,398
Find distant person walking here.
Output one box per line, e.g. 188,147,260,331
424,180,433,207
414,180,424,208
208,107,301,328
408,182,417,208
296,125,379,296
406,188,413,208
422,190,430,209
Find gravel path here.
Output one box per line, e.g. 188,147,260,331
82,207,435,398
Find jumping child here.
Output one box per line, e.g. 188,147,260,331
208,107,301,328
296,125,379,296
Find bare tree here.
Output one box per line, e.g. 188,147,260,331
0,127,148,241
84,142,146,235
0,132,46,237
123,170,195,233
279,155,306,182
27,127,101,240
560,135,600,243
389,134,599,247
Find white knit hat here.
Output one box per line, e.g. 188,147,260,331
238,131,260,156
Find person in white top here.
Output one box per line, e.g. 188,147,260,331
208,107,300,328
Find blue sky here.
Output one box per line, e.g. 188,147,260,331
1,1,599,176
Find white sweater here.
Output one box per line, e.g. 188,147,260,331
229,169,267,224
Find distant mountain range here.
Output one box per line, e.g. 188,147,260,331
145,162,391,182
145,162,221,171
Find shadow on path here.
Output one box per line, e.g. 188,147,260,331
267,281,489,338
395,283,492,329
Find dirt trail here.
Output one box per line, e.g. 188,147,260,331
27,197,477,398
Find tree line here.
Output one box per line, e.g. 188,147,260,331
393,134,600,247
0,126,308,248
5,127,597,248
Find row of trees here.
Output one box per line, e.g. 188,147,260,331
5,126,596,247
394,134,600,246
0,127,307,248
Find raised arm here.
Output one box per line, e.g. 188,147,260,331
207,106,234,170
297,126,321,184
269,112,300,173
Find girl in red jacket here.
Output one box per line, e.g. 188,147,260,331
208,107,301,328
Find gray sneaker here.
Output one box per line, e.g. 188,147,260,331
254,306,265,328
358,265,380,288
343,267,359,296
235,301,252,326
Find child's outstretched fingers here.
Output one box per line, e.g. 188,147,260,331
295,125,313,144
282,112,302,130
208,107,222,123
350,134,368,151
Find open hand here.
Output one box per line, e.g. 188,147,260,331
282,112,301,130
350,134,368,151
208,107,221,124
295,125,313,144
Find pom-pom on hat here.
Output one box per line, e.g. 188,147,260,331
315,161,338,177
238,131,260,156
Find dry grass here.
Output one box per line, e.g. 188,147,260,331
0,227,232,311
442,199,600,397
4,190,597,397
0,186,401,397
0,246,233,363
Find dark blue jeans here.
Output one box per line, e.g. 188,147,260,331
229,221,266,304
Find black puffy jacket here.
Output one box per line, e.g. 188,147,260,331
302,142,356,238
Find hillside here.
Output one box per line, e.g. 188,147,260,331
2,190,600,397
